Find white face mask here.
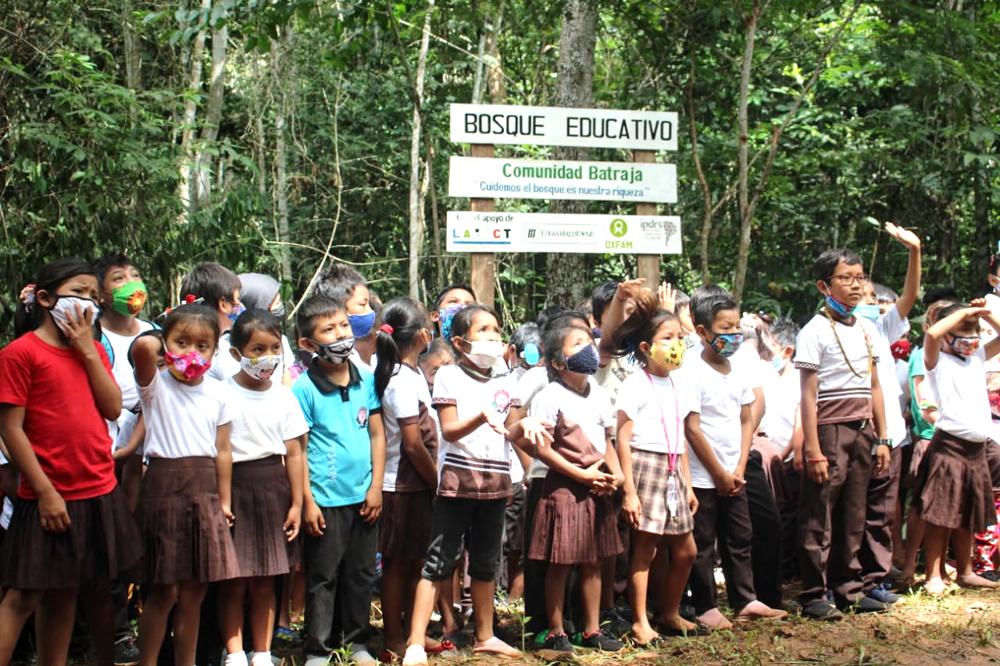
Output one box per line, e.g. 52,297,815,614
49,296,100,336
239,353,281,380
464,339,506,369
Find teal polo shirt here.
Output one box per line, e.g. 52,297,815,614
292,359,381,508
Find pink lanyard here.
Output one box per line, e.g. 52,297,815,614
644,370,682,474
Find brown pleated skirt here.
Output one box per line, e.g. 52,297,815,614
379,489,433,561
0,485,142,590
231,456,293,578
137,457,239,584
527,471,623,565
914,430,996,532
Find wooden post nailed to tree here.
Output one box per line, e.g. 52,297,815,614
469,143,496,307
633,149,660,287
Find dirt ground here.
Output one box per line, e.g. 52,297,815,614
257,584,1000,666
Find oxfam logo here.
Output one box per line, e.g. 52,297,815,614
609,218,628,237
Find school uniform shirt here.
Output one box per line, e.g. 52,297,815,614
595,355,639,406
140,368,232,459
292,360,381,508
431,364,519,500
872,307,909,446
616,370,690,455
685,336,766,391
929,346,992,443
795,313,880,425
529,379,613,464
0,333,117,500
207,332,241,382
381,364,439,492
682,352,755,489
101,320,156,442
227,378,309,463
514,366,553,481
760,368,801,450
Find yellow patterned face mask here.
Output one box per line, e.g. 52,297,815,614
650,338,685,371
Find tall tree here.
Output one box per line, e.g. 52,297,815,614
545,0,597,307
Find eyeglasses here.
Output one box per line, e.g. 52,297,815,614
828,274,870,286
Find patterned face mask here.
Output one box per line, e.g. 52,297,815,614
650,338,685,371
948,334,980,357
708,331,743,358
111,280,147,316
163,349,212,381
238,353,281,380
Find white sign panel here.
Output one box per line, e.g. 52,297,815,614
447,211,682,255
450,103,678,151
448,156,676,203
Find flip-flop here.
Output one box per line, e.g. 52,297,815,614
425,639,458,655
472,636,520,657
379,649,399,663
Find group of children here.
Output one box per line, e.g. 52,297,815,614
0,224,998,666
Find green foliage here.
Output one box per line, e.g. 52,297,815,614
1,0,999,341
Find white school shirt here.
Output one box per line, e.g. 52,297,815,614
761,367,801,450
871,307,909,446
684,351,755,489
529,378,613,461
102,321,155,442
381,364,440,492
795,314,880,425
206,332,241,382
432,364,519,499
930,346,992,443
140,369,232,459
226,378,308,463
514,366,554,480
616,369,690,455
0,449,11,529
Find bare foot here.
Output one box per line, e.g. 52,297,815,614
924,577,948,596
631,622,660,646
656,615,698,633
957,573,1000,589
736,600,788,620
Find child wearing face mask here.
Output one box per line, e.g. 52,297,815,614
403,304,546,666
313,263,379,371
181,261,246,382
796,248,891,621
130,302,240,666
218,309,308,666
914,300,1000,594
0,258,142,666
684,290,787,630
292,295,384,666
609,291,698,645
523,317,624,656
430,284,477,340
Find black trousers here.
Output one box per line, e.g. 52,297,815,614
689,487,756,615
303,504,377,657
746,451,783,608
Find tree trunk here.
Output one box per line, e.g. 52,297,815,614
545,0,597,308
408,0,435,300
732,3,761,305
195,0,227,205
176,0,209,224
274,26,294,284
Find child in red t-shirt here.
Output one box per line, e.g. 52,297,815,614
0,257,142,666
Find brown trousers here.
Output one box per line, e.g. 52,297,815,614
798,421,873,605
859,445,903,591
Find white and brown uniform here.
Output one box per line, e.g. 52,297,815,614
527,379,623,565
380,363,439,560
794,312,879,605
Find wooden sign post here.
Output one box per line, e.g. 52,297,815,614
633,149,660,287
469,143,496,307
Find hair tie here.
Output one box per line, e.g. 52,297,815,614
184,294,198,304
379,324,394,335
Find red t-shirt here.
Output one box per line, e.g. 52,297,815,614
0,332,118,500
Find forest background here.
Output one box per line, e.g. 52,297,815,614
1,0,998,339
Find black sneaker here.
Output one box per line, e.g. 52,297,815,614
598,608,631,638
113,636,139,666
578,629,624,652
541,632,575,655
981,570,1000,582
800,599,844,621
839,595,890,614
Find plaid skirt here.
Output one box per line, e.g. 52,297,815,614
633,449,694,536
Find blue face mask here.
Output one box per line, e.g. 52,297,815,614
227,302,246,323
348,310,376,338
565,344,600,375
854,303,881,322
708,332,743,358
438,304,464,340
772,356,786,372
824,294,856,318
521,342,541,366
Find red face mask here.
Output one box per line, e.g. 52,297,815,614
164,349,212,381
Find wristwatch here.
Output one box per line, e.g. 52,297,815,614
872,438,892,454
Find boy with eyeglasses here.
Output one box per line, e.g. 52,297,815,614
795,249,891,621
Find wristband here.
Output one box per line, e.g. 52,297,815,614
806,456,827,464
